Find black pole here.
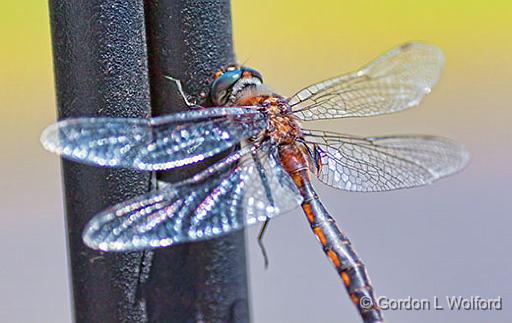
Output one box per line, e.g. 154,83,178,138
141,1,250,322
48,0,249,322
48,1,152,322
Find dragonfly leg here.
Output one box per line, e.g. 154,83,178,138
257,219,270,269
150,171,158,190
163,75,201,108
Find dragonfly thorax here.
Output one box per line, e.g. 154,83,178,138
264,97,301,145
237,94,301,145
267,110,301,145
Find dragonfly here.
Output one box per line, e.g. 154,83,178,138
41,43,469,323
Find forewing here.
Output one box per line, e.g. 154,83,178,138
289,43,444,120
303,129,469,192
82,142,303,251
41,107,266,171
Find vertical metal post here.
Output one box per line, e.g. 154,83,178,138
48,0,152,321
48,0,249,322
141,1,250,322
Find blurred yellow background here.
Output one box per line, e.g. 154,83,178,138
1,1,511,323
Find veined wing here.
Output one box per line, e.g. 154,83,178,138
303,129,469,192
41,107,266,171
289,43,444,120
82,142,302,251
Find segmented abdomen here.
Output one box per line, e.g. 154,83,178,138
279,143,384,322
302,195,384,323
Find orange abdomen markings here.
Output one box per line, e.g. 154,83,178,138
278,143,385,323
301,197,384,323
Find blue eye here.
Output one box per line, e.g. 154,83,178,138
211,69,242,105
242,67,263,82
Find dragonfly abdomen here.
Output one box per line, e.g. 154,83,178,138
279,144,385,323
302,193,384,323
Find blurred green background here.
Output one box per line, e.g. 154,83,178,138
1,1,511,322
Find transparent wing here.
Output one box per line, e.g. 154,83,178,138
41,107,266,171
303,129,469,192
82,142,303,251
289,43,444,120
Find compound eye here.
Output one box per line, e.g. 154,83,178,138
211,69,242,105
241,67,263,83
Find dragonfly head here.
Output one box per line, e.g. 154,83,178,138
211,64,263,106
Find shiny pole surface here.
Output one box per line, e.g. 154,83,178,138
142,0,250,322
48,0,249,322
